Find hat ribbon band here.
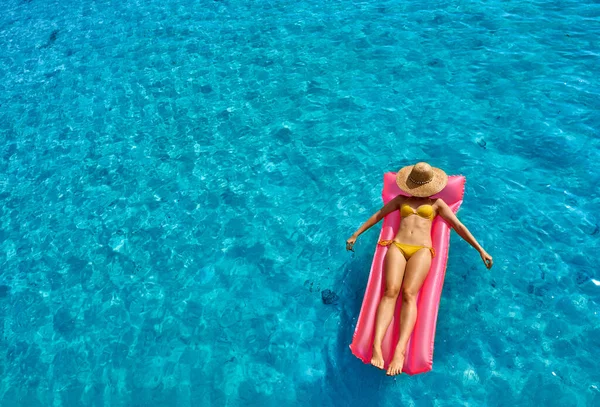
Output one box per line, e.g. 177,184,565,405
409,175,432,185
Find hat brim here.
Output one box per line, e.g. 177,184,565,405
396,165,448,197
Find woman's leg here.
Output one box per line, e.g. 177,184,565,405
386,248,432,376
371,245,407,369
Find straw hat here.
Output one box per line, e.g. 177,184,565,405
396,162,448,197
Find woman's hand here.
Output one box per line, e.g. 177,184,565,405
346,235,357,252
480,249,493,269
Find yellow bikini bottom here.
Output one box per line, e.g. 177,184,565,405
378,240,435,260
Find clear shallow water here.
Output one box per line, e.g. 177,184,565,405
0,0,599,405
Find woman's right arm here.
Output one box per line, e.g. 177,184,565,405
435,198,493,269
346,195,403,251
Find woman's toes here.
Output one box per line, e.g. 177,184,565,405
385,359,404,376
371,357,384,370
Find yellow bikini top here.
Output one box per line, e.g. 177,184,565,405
401,203,435,221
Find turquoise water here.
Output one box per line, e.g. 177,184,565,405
1,0,599,405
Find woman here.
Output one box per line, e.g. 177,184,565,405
346,162,493,376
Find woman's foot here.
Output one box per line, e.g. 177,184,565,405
386,350,405,376
370,345,385,369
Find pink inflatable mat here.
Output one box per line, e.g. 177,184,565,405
349,173,465,375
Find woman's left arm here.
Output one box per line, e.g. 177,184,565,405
435,199,493,269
